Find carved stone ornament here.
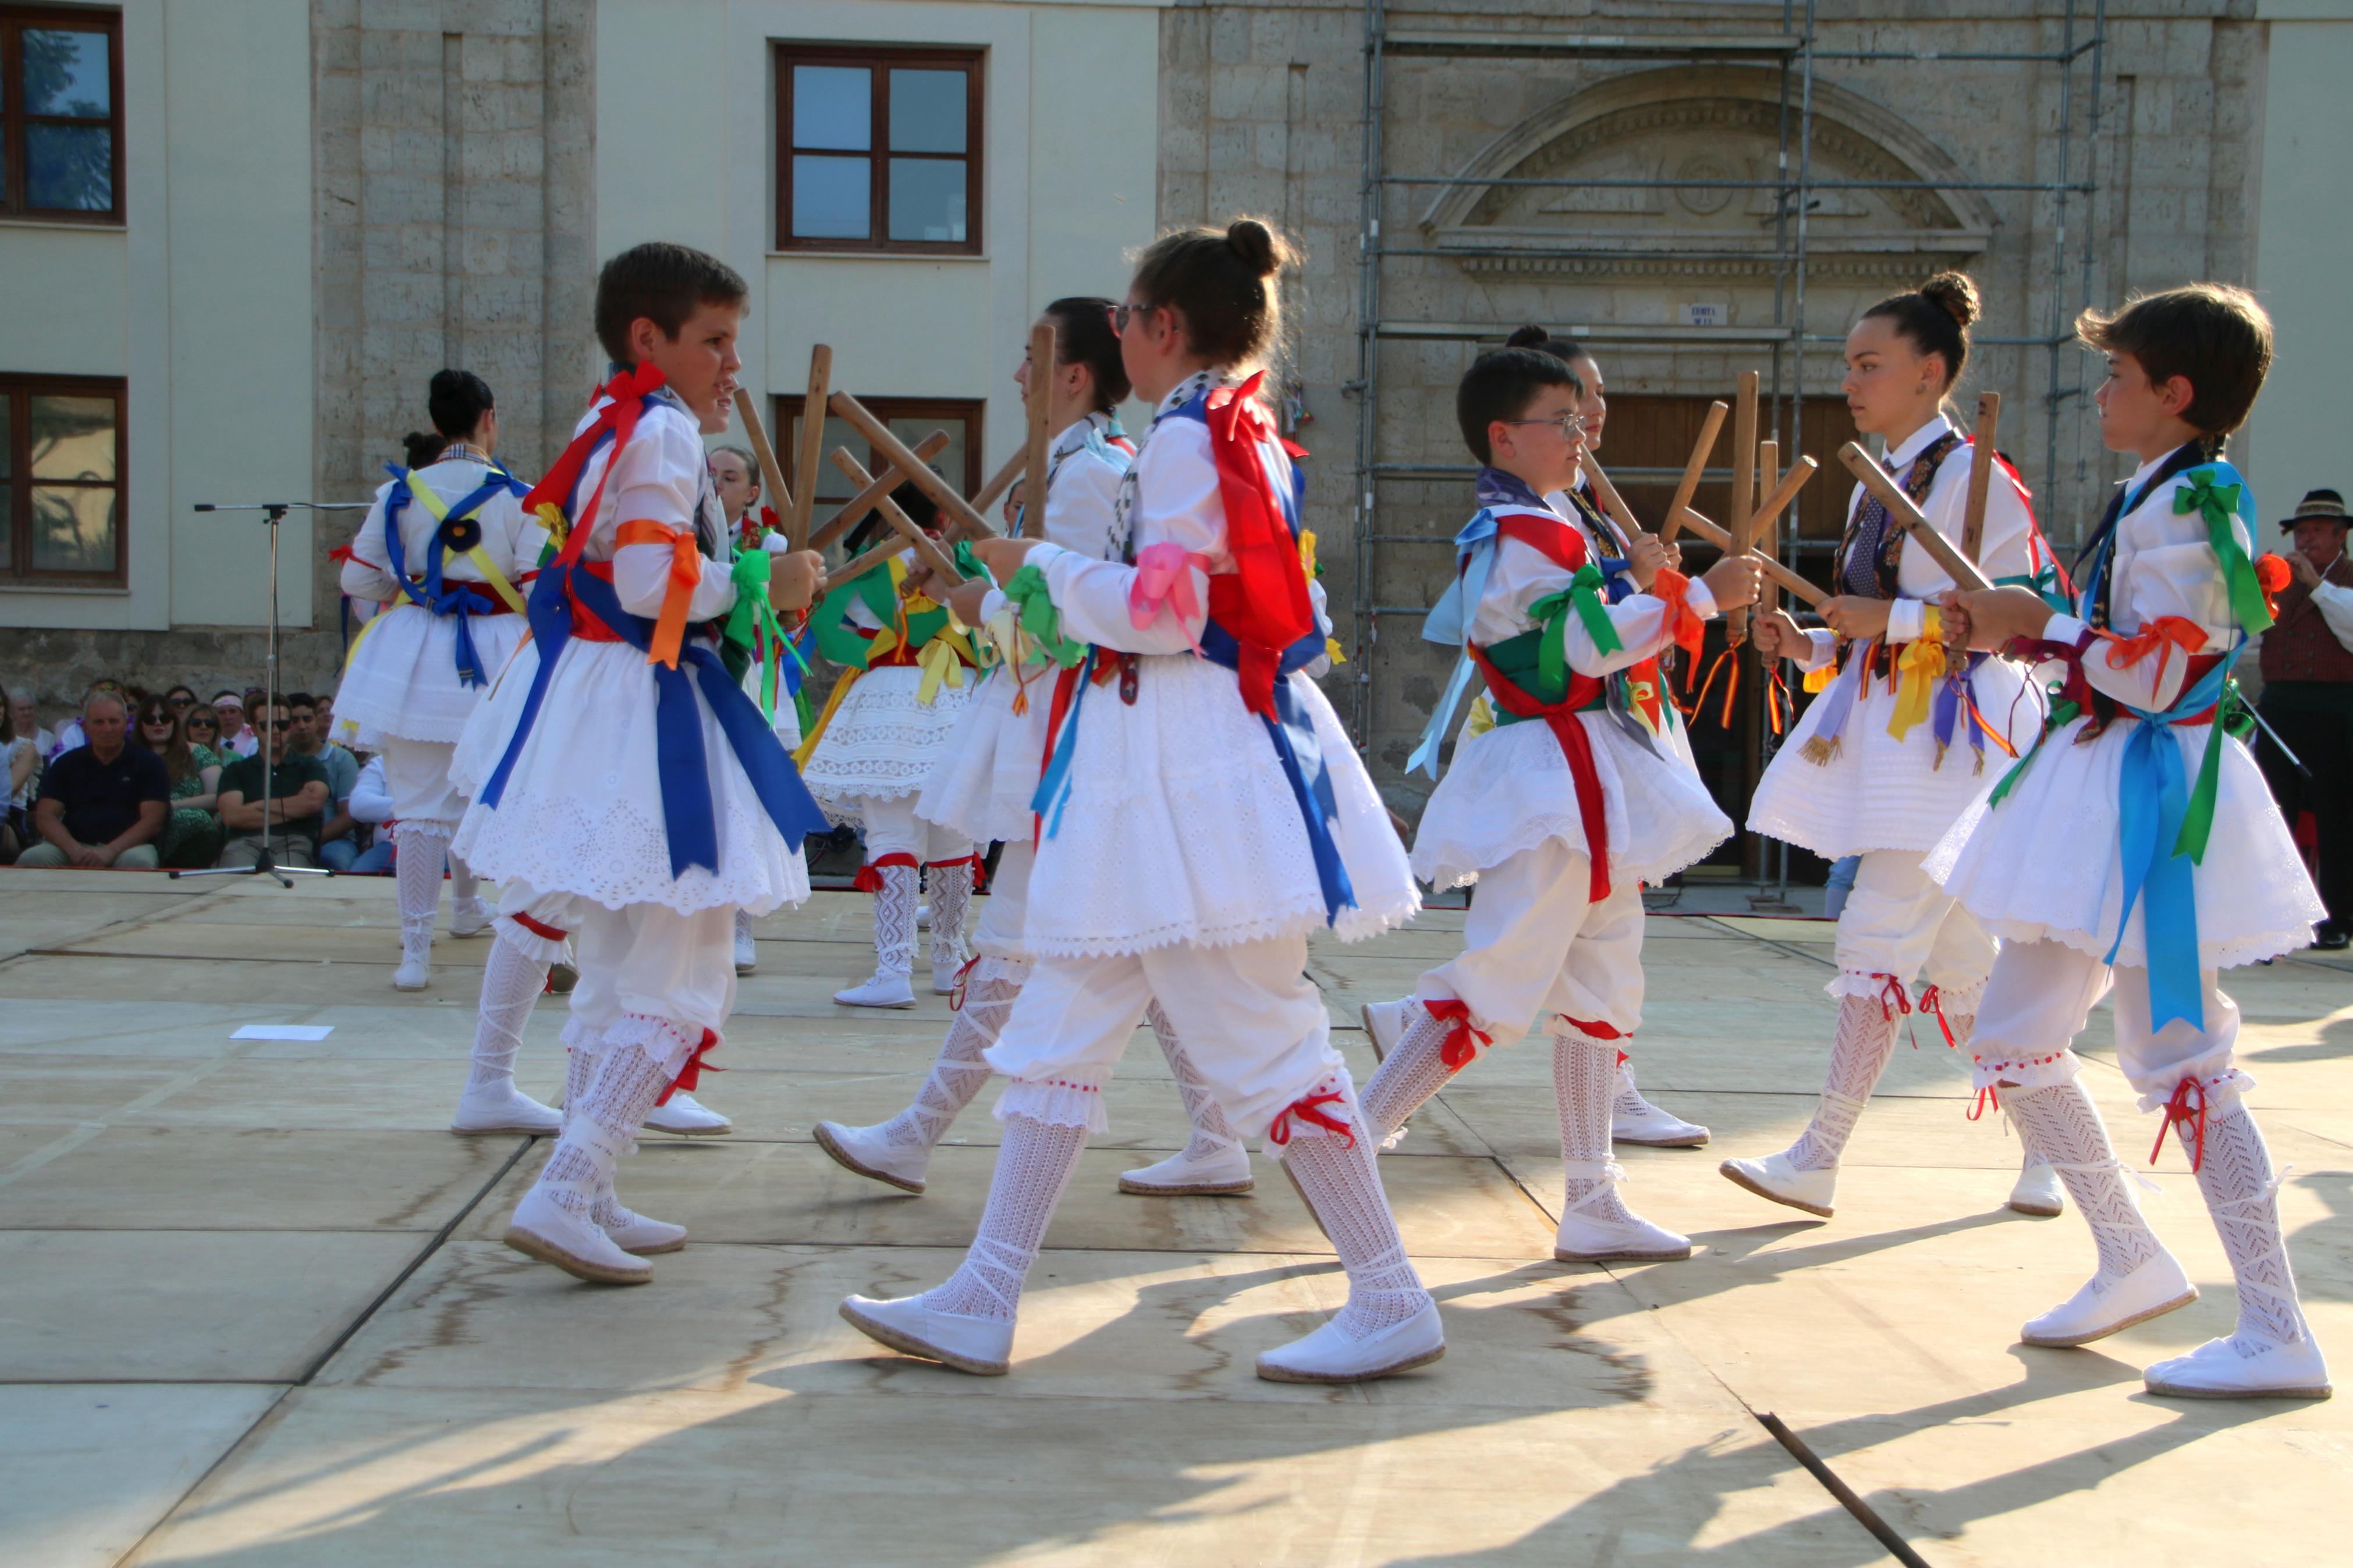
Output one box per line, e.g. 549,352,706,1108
1419,67,1997,285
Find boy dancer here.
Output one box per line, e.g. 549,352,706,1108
1362,344,1760,1264
448,243,828,1282
1934,284,2330,1397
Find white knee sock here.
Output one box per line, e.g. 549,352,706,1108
1278,1072,1432,1338
872,863,918,978
395,822,449,939
1790,991,1903,1171
1555,1033,1637,1224
2007,1079,2164,1279
537,1041,673,1221
874,955,1030,1151
466,934,548,1092
928,860,974,972
924,1111,1088,1321
2190,1098,2313,1350
448,846,480,907
1360,1002,1472,1142
1148,999,1243,1160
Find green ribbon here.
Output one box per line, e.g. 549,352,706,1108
953,538,985,582
2176,675,2255,864
2174,472,2274,638
723,550,804,724
1527,565,1621,696
1985,695,2079,810
1002,563,1089,669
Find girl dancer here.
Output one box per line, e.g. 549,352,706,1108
799,483,981,1008
814,298,1256,1201
841,221,1433,1382
1723,274,2060,1219
711,442,804,976
1934,284,2329,1398
336,371,541,993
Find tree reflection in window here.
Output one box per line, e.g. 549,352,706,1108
3,380,123,584
3,13,121,219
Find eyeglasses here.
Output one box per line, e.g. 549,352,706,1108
1499,413,1592,439
167,695,194,709
1107,303,1152,335
187,717,218,730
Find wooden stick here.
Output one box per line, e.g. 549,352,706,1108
1959,391,2001,564
829,532,920,589
1023,323,1056,534
790,346,832,551
971,447,1025,522
1577,453,1648,542
830,449,965,584
1667,502,1829,608
1837,442,1994,593
1727,371,1759,641
1659,400,1729,544
829,391,1000,540
808,429,952,554
731,387,796,541
1749,453,1818,548
1757,438,1781,619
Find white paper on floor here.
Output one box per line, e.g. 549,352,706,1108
230,1025,335,1041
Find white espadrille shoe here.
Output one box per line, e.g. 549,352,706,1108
2020,1252,2198,1347
643,1091,732,1137
1360,997,1409,1063
601,1204,688,1257
449,897,492,937
1554,1161,1692,1263
503,1186,652,1285
2145,1333,2332,1400
1611,1063,1711,1148
733,911,758,976
392,929,432,992
449,1080,563,1135
2007,1152,2067,1217
813,1119,931,1194
834,969,918,1009
1718,1149,1838,1218
1256,1299,1445,1384
1118,1137,1255,1196
840,1293,1013,1375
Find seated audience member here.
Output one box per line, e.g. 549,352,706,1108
45,679,129,760
213,690,258,757
12,686,54,764
214,700,331,869
140,697,226,869
163,685,200,719
343,753,397,874
18,691,168,869
2,679,40,862
286,692,361,867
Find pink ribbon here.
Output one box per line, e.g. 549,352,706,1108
1127,541,1213,655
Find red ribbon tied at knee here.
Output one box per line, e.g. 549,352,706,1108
658,1028,721,1107
2152,1077,2209,1173
1426,998,1492,1070
1268,1088,1354,1149
1914,984,1958,1048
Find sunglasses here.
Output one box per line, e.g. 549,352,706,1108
187,717,218,729
1106,303,1153,335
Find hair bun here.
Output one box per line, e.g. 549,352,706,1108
1226,218,1280,278
1504,325,1552,350
1920,272,1980,331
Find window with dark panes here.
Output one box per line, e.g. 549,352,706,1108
1,375,126,584
776,47,981,254
1,8,123,222
772,395,980,540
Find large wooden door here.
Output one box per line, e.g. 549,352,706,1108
1595,393,1858,875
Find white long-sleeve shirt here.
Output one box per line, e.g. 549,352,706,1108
566,396,739,627
1467,507,1720,678
340,454,545,605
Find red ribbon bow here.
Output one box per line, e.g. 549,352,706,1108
1268,1088,1355,1149
2099,615,2207,682
524,362,670,564
1914,984,1958,1047
2152,1078,2209,1173
1871,973,1912,1023
1202,372,1314,719
852,851,918,893
1425,998,1493,1070
947,952,982,1012
657,1028,721,1106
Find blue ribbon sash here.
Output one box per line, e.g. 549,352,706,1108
381,463,528,687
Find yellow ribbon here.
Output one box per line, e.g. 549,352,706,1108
1885,606,1945,742
1802,662,1836,694
915,637,968,705
1464,692,1496,739
402,479,528,613
793,666,863,767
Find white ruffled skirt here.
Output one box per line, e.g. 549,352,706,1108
1020,654,1419,957
799,664,976,806
917,662,1056,845
1926,713,2320,970
1411,710,1730,892
449,634,812,916
1749,650,2042,859
334,601,529,746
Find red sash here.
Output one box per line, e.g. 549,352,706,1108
1467,641,1612,904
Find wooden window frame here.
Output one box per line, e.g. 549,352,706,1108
0,371,129,586
772,393,983,523
1,6,126,225
773,43,983,256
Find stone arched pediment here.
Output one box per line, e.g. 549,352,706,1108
1419,67,1997,284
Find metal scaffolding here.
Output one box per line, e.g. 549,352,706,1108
1346,0,2110,891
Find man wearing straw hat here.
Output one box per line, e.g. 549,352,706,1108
2258,488,2353,949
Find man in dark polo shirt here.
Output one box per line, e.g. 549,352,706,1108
215,699,332,869
2258,488,2353,948
19,689,168,869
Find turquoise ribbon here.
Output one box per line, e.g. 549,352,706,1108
2110,651,2235,1033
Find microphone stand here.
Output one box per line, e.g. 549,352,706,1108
173,501,368,887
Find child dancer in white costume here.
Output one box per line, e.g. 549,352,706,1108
798,481,981,1008
814,297,1257,1201
1933,285,2330,1399
335,371,541,994
449,243,828,1282
842,221,1433,1383
710,442,804,977
1722,273,2063,1219
1358,341,1758,1267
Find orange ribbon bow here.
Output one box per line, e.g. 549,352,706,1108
615,520,704,669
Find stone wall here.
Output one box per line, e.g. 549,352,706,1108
1158,0,2270,795
2,0,597,724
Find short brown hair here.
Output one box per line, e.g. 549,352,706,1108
594,243,748,365
2076,283,2272,436
1130,219,1296,371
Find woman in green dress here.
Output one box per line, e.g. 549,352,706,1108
140,698,225,868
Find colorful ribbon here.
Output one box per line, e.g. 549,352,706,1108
1886,613,1946,742
2152,1078,2209,1173
378,461,531,687
615,520,705,669
1425,998,1492,1069
2107,651,2236,1032
1268,1087,1354,1148
1128,541,1213,655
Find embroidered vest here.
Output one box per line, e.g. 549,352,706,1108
2259,555,2353,686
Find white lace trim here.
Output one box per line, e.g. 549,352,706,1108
1970,1046,2082,1092
994,1067,1113,1133
1975,914,2315,977
606,1012,713,1080
801,668,977,803
494,916,568,968
1415,812,1731,893
2134,1066,2256,1117
455,791,810,916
